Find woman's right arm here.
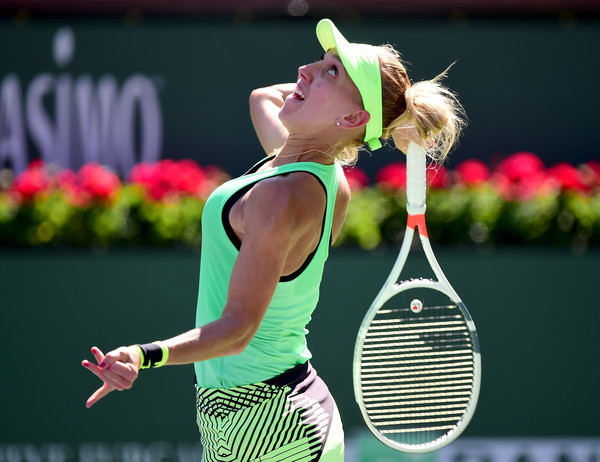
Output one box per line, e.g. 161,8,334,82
82,176,304,408
249,83,295,155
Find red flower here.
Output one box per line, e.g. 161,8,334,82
127,162,155,187
57,164,120,206
128,159,209,201
343,166,369,191
548,162,589,193
27,158,45,169
427,165,450,189
492,170,557,201
167,159,207,196
56,169,85,206
376,162,407,191
454,159,491,186
495,151,545,182
11,161,52,202
79,163,121,201
492,152,555,200
129,162,169,201
581,160,600,189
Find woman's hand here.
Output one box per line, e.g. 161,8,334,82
249,84,295,155
392,123,434,154
81,346,141,408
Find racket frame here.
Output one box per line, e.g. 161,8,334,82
352,143,481,453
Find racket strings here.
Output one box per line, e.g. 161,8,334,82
359,289,476,446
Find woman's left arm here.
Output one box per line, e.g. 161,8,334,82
249,83,295,155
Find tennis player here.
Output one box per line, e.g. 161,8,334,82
82,19,464,462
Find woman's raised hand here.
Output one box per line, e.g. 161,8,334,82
392,123,434,154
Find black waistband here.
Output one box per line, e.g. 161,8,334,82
264,361,310,387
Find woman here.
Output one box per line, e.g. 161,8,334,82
82,19,465,462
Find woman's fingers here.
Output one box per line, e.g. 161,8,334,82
101,346,138,369
101,363,137,390
392,124,419,154
108,359,139,382
91,346,105,365
82,345,141,407
83,346,140,391
82,359,107,381
392,124,435,154
86,382,114,408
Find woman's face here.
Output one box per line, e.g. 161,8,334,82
279,51,365,139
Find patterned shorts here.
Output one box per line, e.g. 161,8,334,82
195,362,344,462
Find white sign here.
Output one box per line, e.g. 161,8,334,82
440,438,600,462
0,27,163,174
0,442,202,462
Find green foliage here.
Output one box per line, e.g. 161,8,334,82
333,185,600,251
1,155,599,250
336,188,391,249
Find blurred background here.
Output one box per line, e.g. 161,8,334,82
1,0,599,461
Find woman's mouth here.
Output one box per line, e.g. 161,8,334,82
291,88,305,101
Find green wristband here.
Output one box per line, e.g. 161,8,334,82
153,340,169,368
130,345,149,369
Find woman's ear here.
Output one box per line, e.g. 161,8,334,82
338,109,370,129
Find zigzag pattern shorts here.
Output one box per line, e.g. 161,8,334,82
195,362,344,462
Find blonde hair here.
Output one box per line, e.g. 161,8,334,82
334,44,466,166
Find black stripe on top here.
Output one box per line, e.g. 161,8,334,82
221,171,328,283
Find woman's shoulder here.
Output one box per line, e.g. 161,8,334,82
254,171,327,220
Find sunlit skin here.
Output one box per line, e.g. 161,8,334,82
82,50,419,409
277,51,370,155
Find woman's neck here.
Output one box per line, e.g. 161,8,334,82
274,143,337,165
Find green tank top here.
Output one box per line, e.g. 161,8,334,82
194,157,341,388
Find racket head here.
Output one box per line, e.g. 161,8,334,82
353,279,481,453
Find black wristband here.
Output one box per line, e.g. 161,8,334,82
138,343,163,368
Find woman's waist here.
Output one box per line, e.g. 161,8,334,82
195,361,313,418
194,343,311,389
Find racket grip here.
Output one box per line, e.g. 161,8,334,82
406,142,427,214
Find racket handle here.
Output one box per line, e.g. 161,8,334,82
406,142,427,214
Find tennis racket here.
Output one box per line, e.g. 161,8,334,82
353,142,481,453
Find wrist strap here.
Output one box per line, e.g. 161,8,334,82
133,341,169,369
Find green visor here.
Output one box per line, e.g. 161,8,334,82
316,18,383,151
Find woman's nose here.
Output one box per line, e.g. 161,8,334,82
298,63,313,83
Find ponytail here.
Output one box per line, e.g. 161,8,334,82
402,69,466,163
333,46,467,166
378,46,467,163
